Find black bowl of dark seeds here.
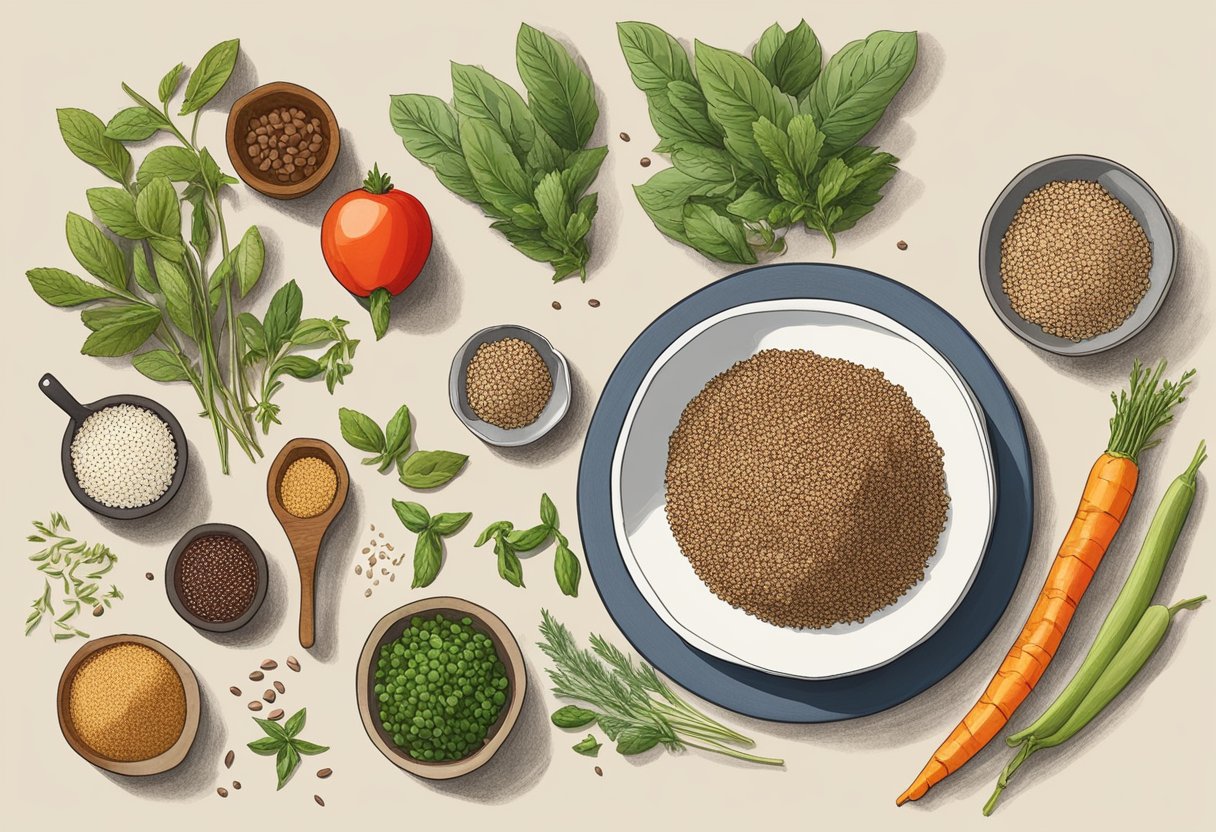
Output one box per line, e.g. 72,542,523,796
166,524,267,633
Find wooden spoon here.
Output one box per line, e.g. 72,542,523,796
267,438,349,649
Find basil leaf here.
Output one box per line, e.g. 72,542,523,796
809,30,917,155
247,736,284,755
830,165,898,233
291,318,333,346
105,106,169,142
768,21,822,99
399,450,468,489
86,187,146,239
495,535,525,587
574,192,598,231
534,171,569,238
392,499,431,534
132,349,190,382
283,707,307,738
786,114,826,179
451,62,537,165
134,176,181,240
158,63,186,103
255,717,291,741
751,23,786,84
180,39,240,116
137,146,200,187
273,355,322,380
516,23,598,151
263,279,303,353
554,537,582,597
752,117,797,182
27,268,117,307
369,287,391,341
65,212,126,289
551,705,598,728
154,255,196,338
558,146,607,198
339,407,386,454
80,306,160,356
475,520,513,547
506,524,550,552
430,511,472,536
694,40,793,176
412,529,443,588
57,108,131,183
389,94,463,163
274,743,300,790
539,493,559,528
572,734,602,756
682,203,756,264
664,80,723,147
671,142,736,185
459,118,534,215
231,225,264,297
616,727,662,755
727,183,782,221
289,739,329,756
526,129,569,177
617,21,696,94
381,404,412,466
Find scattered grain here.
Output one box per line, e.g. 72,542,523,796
224,749,235,768
465,337,553,429
317,767,333,778
287,656,301,672
897,240,908,251
640,157,651,167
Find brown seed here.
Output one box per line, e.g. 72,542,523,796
314,795,325,807
229,686,241,696
145,572,154,581
389,574,396,582
588,298,601,308
619,132,631,142
640,157,651,167
287,656,301,672
317,768,332,779
232,780,241,790
249,670,264,681
92,604,104,617
896,240,908,251
263,689,276,703
552,301,562,310
365,588,372,598
595,766,603,776
260,659,277,670
224,749,235,768
274,680,285,694
355,564,363,575
217,787,228,798
248,701,262,711
268,708,284,720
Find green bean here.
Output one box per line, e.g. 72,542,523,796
1008,441,1206,748
984,596,1205,816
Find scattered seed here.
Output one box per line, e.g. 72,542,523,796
595,766,603,776
552,300,562,310
249,670,264,682
268,708,284,720
248,701,262,712
379,532,384,538
274,680,285,694
373,579,380,586
317,768,332,779
897,240,908,251
389,574,396,582
355,564,363,575
365,588,372,597
263,689,276,703
224,749,235,768
145,572,154,581
287,656,301,672
217,787,228,798
314,795,325,807
232,780,241,790
361,547,370,554
640,157,651,167
381,568,388,575
92,604,104,617
588,298,601,308
229,686,241,697
260,659,277,670
619,132,631,142
385,544,394,552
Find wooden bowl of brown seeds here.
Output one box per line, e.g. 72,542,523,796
226,81,340,199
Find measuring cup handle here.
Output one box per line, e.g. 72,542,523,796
38,373,92,424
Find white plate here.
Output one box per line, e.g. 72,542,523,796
611,299,996,679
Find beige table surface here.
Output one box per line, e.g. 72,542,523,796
3,0,1213,828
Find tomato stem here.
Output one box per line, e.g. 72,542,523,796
362,163,394,195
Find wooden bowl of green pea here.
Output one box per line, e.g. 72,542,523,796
356,597,526,779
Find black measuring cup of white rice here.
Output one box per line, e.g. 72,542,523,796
39,373,189,520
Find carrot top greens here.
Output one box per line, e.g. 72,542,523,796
1106,360,1195,461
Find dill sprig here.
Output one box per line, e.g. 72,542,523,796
24,513,122,641
538,610,783,765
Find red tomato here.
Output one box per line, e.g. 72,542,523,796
321,165,432,338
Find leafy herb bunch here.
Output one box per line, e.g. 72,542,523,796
247,707,329,790
476,494,582,597
26,40,358,473
390,23,607,281
619,21,917,262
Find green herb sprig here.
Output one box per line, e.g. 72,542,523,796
539,611,783,765
391,500,472,588
247,708,329,790
26,40,357,474
339,404,468,485
475,494,582,596
390,23,607,282
24,513,122,641
618,21,916,262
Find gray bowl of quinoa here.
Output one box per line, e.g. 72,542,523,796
979,154,1176,356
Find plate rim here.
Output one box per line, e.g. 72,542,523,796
577,262,1034,723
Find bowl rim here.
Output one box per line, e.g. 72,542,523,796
225,80,341,199
59,393,189,520
448,324,572,447
56,634,201,776
355,596,527,779
978,152,1177,356
164,523,269,633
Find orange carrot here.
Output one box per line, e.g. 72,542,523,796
896,361,1193,806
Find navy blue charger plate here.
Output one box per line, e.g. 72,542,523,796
577,263,1033,722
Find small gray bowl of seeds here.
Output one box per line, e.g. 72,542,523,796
449,325,571,447
979,154,1176,356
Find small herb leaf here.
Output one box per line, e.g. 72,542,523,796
495,536,525,587
551,705,598,728
392,499,431,534
180,39,240,116
65,212,127,289
158,63,186,103
430,511,473,536
26,268,117,307
412,529,443,588
554,538,582,597
399,450,468,489
57,108,131,183
247,736,284,755
540,493,559,529
572,734,602,756
369,287,391,341
338,407,386,454
105,106,170,142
